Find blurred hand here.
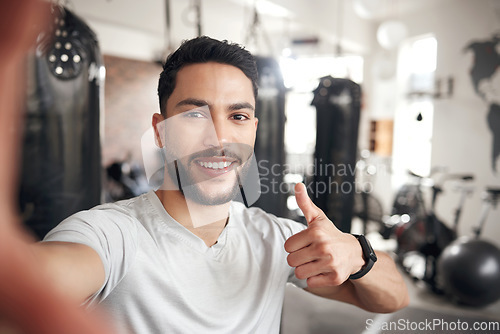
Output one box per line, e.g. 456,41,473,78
0,1,114,333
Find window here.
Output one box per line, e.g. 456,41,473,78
279,54,364,159
392,35,437,187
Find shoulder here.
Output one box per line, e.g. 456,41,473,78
74,192,151,223
44,194,149,244
43,195,147,300
230,201,306,240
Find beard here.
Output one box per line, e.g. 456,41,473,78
163,143,254,206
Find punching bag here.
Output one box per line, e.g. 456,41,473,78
19,7,104,239
252,56,287,217
311,76,361,232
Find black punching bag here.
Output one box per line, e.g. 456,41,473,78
252,56,287,217
310,76,361,232
19,7,104,239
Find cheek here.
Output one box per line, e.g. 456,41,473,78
165,134,201,158
240,126,257,146
164,122,206,156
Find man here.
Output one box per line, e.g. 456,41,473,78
37,36,408,333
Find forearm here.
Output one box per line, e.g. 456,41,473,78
0,218,112,334
305,251,409,313
30,241,106,304
347,251,409,313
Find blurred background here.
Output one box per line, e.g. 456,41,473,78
16,0,500,333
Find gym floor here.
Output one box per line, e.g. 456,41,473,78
281,219,500,334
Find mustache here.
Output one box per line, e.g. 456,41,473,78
185,143,253,165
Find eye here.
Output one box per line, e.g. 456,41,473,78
231,114,250,121
183,109,207,118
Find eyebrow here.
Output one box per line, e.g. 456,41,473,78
229,102,255,111
175,98,208,108
175,98,255,111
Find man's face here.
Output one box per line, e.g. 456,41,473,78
154,62,258,205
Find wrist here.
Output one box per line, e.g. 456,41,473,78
348,233,365,275
349,234,378,280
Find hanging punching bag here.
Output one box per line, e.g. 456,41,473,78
19,7,104,239
252,56,287,217
311,76,361,232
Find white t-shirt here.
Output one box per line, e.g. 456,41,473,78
44,191,307,334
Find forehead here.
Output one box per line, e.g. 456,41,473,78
169,62,255,104
177,61,248,80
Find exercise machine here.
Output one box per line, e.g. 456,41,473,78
437,188,500,307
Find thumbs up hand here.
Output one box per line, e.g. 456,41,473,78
284,183,366,288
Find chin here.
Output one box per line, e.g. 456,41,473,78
187,183,239,206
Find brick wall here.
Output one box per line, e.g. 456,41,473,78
102,55,162,167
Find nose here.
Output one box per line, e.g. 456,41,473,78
203,115,230,148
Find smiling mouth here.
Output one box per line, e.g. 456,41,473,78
197,160,234,169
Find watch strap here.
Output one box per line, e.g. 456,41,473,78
349,234,377,280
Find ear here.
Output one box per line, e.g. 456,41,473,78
252,117,259,144
152,113,165,148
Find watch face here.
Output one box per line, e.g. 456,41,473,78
365,238,377,262
358,235,377,262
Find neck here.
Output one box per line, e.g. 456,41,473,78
154,189,230,247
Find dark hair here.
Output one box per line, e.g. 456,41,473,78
158,36,258,115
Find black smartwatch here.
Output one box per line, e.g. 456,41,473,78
349,234,377,280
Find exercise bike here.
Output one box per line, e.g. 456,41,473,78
392,170,474,292
383,167,448,241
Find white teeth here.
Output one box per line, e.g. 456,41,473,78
198,161,232,170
